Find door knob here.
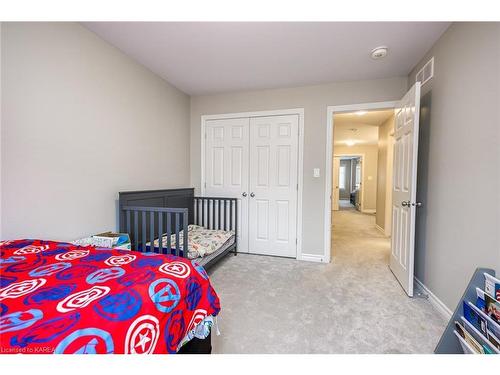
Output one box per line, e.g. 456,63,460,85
242,192,247,197
401,201,411,207
412,202,422,207
250,192,255,197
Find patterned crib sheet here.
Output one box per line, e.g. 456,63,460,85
151,225,234,259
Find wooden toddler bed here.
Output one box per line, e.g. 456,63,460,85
118,188,237,270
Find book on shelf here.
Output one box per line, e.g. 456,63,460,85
484,273,500,302
476,287,500,322
463,300,487,335
486,327,500,350
454,321,484,354
461,316,499,354
476,287,486,311
463,300,500,351
454,330,479,354
485,293,500,323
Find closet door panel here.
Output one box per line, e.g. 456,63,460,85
248,115,299,257
205,117,250,252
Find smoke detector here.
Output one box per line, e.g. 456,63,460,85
371,46,388,59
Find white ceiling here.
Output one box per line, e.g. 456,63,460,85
334,109,394,146
83,22,450,95
335,109,394,127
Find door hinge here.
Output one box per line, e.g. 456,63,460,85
204,182,207,189
296,238,298,245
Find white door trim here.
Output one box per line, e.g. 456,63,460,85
325,101,397,263
201,108,305,261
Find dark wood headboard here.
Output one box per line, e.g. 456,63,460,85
118,188,195,231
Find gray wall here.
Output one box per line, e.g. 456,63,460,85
409,22,500,309
1,23,191,241
191,78,407,255
376,114,394,231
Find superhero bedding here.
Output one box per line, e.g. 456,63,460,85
0,239,220,354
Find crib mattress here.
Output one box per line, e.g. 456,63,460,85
195,235,236,267
145,225,235,260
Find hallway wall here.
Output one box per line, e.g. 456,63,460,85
376,114,395,234
334,144,378,211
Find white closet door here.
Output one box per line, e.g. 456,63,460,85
248,115,299,257
205,118,250,253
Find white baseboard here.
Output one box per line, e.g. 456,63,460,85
375,224,390,238
414,277,453,320
299,253,326,263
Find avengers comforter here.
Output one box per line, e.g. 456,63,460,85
0,239,220,354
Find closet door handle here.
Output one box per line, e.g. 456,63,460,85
250,192,255,198
242,192,247,197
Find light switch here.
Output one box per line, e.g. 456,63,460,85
313,168,320,178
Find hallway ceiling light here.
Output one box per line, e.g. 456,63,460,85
345,140,356,146
355,111,367,116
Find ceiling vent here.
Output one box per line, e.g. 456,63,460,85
415,57,434,86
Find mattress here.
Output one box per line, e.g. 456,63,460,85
195,235,235,267
145,225,235,260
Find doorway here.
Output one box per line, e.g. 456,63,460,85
332,155,363,212
328,104,397,269
330,108,395,265
325,83,422,297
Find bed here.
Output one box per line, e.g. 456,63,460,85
0,239,220,354
118,188,238,270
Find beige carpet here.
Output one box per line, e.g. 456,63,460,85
208,209,446,353
339,199,355,210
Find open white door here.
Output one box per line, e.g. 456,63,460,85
389,82,421,297
332,157,340,211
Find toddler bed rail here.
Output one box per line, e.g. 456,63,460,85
118,188,238,263
122,205,189,256
193,196,238,232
